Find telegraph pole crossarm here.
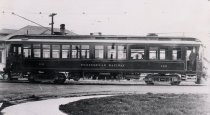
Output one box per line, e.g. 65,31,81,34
49,13,57,35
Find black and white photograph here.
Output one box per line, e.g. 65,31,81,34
0,0,210,115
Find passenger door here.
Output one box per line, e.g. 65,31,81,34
11,44,23,58
186,49,192,71
6,44,23,73
186,47,196,71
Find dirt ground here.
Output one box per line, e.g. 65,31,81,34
0,80,209,113
0,80,209,100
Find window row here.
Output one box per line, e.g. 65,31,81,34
21,44,188,60
23,44,127,59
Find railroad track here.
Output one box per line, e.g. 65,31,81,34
0,79,206,86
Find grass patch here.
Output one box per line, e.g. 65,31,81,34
59,93,210,115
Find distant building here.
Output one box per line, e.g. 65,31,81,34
10,25,77,35
0,29,17,39
0,25,77,40
0,25,77,72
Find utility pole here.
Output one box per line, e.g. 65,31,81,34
49,13,57,35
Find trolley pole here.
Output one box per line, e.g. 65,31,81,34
49,13,57,35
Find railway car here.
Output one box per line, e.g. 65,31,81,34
3,34,204,84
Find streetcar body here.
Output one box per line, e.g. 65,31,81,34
4,35,203,84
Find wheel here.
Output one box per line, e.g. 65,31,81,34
28,78,35,83
28,74,37,83
92,75,97,80
2,74,8,80
69,73,81,81
54,73,66,84
145,81,154,85
144,74,154,85
170,75,181,85
7,72,12,81
54,79,66,84
170,81,181,85
126,78,130,81
195,78,201,84
73,77,80,81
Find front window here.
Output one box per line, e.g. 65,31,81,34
118,45,127,59
33,44,41,58
95,45,104,59
43,45,51,58
81,45,89,59
72,45,80,59
149,47,158,60
52,45,60,58
107,45,116,59
23,44,31,58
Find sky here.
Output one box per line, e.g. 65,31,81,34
0,0,210,43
